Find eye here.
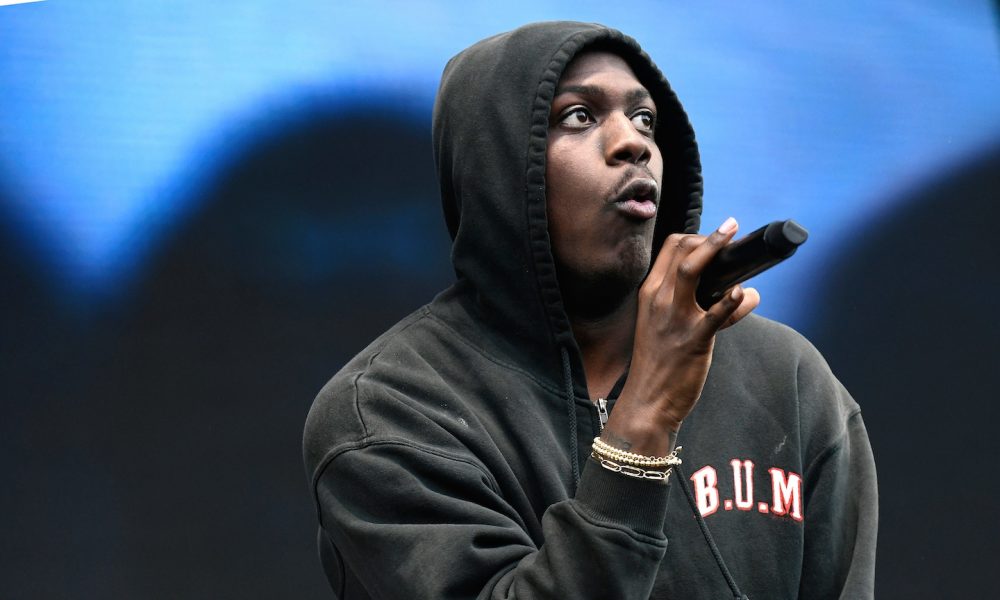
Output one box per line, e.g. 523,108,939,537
558,106,595,129
631,109,656,134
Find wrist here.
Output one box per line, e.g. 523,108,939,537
615,376,692,434
601,408,680,457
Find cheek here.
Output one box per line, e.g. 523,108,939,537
651,147,665,184
546,144,576,196
547,141,601,205
545,147,579,226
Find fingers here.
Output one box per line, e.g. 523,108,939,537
643,218,761,336
725,287,760,328
701,285,761,334
643,217,739,306
671,217,739,301
643,232,699,293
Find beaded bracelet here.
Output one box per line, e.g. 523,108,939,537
592,437,683,469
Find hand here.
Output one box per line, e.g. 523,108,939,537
600,218,760,456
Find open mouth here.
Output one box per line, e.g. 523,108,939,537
612,178,659,220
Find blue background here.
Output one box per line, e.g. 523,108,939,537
2,1,998,597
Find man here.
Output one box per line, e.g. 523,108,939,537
304,21,877,599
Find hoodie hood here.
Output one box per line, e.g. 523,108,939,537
432,21,703,395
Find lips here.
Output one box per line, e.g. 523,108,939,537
612,178,659,220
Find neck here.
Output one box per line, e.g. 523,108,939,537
569,292,637,400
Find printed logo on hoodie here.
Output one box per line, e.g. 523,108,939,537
690,459,803,522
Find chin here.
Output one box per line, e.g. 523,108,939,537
557,243,651,319
617,237,653,285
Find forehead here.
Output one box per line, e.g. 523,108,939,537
557,51,645,91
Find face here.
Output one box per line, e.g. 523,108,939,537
546,51,663,307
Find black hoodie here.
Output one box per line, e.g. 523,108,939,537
304,21,877,599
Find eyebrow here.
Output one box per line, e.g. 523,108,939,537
553,84,651,106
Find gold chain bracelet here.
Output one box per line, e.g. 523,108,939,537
591,453,675,482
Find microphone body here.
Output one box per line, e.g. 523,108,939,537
695,220,808,309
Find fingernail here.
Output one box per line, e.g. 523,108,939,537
718,217,737,234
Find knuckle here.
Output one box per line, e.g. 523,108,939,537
639,282,656,302
666,233,695,251
677,260,699,281
665,233,687,246
703,296,740,326
650,292,671,312
684,234,707,249
702,309,725,327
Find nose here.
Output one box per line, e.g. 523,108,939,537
604,113,653,166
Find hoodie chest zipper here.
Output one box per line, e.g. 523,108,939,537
596,398,609,431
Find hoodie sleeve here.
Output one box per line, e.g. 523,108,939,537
313,441,671,600
798,409,878,598
794,340,879,599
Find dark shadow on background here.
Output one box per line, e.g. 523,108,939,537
0,178,131,597
805,142,1000,598
10,105,452,598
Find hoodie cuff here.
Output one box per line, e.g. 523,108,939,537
574,457,671,539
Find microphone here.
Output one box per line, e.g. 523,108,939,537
695,219,808,309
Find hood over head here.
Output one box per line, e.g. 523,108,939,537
432,21,703,394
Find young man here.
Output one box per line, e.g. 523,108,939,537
304,21,877,599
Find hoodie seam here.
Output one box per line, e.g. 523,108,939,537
351,306,434,441
311,437,503,512
803,407,863,479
